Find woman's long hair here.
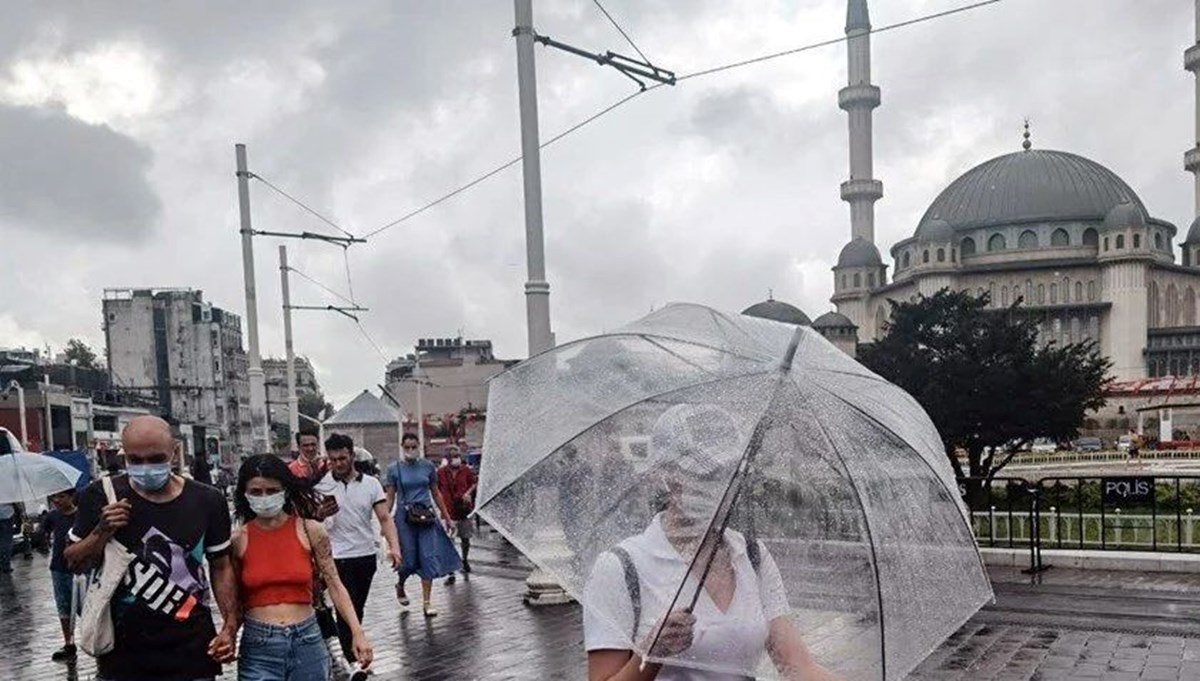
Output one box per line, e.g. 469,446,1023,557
234,454,324,522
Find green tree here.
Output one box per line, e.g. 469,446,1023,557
63,338,100,369
858,289,1110,499
298,391,331,421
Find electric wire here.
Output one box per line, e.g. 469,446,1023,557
287,266,357,306
362,0,1004,241
251,173,357,239
592,0,650,64
342,248,357,304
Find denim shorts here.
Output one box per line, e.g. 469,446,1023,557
238,613,330,681
50,570,80,620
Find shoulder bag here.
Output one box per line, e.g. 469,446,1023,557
78,476,137,656
300,518,339,639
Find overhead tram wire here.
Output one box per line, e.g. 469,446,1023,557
362,0,1004,241
250,172,358,240
288,265,357,306
592,0,651,64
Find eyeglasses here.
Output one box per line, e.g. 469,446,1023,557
126,452,170,465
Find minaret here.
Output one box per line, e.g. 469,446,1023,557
840,0,883,244
1187,1,1200,215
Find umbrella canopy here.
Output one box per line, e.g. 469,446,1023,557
0,452,84,504
477,303,991,681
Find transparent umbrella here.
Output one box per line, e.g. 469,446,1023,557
0,452,83,504
477,303,991,680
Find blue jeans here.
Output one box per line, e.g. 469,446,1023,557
0,517,13,572
238,614,330,681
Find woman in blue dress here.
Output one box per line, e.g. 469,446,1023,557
384,432,461,617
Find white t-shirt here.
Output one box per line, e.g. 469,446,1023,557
316,472,386,560
582,514,790,680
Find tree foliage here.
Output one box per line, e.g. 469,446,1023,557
858,289,1111,485
63,338,100,369
298,391,331,421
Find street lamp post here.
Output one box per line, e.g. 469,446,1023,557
3,381,27,449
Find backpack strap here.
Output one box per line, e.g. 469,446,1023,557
610,546,641,640
747,536,762,574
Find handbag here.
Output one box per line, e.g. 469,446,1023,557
78,476,136,657
300,518,339,639
405,502,436,527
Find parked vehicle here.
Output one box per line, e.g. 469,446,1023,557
1030,438,1058,453
1117,434,1133,452
1075,437,1103,452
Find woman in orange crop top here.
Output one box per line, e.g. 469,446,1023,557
231,455,373,681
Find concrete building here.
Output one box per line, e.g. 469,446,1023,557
263,356,322,435
384,337,516,419
324,390,401,466
102,288,251,462
748,0,1200,385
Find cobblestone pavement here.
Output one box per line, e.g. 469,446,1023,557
1,534,1198,680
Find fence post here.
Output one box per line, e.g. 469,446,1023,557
1188,509,1195,548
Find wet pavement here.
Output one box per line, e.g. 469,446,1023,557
1,530,1198,680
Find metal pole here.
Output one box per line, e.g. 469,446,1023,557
12,383,27,449
236,143,269,456
514,0,554,356
415,358,426,453
43,374,52,451
278,245,299,444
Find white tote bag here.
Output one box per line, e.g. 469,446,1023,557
78,475,136,657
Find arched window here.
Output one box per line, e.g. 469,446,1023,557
989,281,996,302
951,249,957,262
988,233,1007,251
902,252,911,269
960,237,976,256
1026,279,1034,302
868,272,876,288
1155,232,1164,250
1133,233,1142,249
1075,281,1083,301
875,306,886,338
1103,237,1110,251
922,250,930,264
1001,286,1009,307
1018,230,1038,249
1050,228,1070,247
1186,287,1197,326
853,273,862,288
1087,281,1097,302
1167,283,1179,325
1082,228,1099,247
1063,277,1071,302
1116,234,1126,249
936,248,945,262
1050,283,1058,304
1037,284,1046,304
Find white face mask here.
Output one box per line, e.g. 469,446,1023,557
403,447,419,461
246,492,286,518
677,489,721,526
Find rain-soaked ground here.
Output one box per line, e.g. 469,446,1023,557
1,528,1196,680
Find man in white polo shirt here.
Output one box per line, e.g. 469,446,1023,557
319,433,402,667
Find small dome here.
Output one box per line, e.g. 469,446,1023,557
915,218,954,242
742,298,811,326
836,238,883,268
1102,202,1146,231
813,311,856,329
1186,216,1200,244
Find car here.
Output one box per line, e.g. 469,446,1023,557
1074,436,1103,452
1030,438,1058,453
1117,434,1133,452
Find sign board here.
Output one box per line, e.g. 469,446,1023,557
1101,477,1155,505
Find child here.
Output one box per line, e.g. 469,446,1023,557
41,489,79,662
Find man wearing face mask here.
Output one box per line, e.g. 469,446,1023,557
65,415,239,681
436,445,477,583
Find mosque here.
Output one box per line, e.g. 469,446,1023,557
746,0,1200,389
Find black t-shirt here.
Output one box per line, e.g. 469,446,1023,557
40,508,76,572
71,475,232,679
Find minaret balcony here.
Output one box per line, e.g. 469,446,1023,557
838,84,881,111
841,179,883,202
1186,146,1200,173
1186,44,1200,73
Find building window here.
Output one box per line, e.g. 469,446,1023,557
1133,233,1142,249
988,234,1007,251
937,248,945,262
1050,283,1058,304
1051,228,1070,247
1001,286,1009,307
1116,234,1126,249
1037,284,1046,304
1155,232,1164,250
1018,230,1038,249
952,249,957,262
1088,281,1097,302
853,273,861,288
841,274,847,289
902,252,911,269
1026,279,1033,302
1075,281,1083,301
868,272,876,288
961,237,976,256
922,250,930,264
1083,228,1099,247
1103,237,1110,251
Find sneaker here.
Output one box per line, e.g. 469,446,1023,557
349,667,370,681
445,573,456,585
423,602,438,618
395,583,409,606
51,644,76,662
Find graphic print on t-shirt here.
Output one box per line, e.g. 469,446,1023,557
117,526,209,622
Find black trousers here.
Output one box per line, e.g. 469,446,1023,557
334,555,377,662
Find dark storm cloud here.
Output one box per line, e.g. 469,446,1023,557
0,104,159,239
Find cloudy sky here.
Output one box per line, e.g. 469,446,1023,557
0,0,1192,407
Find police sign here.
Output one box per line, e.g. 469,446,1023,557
1101,477,1155,505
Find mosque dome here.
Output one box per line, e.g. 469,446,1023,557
914,218,954,242
813,311,856,329
914,149,1147,233
1102,201,1147,231
837,237,883,268
1186,216,1200,244
742,298,811,326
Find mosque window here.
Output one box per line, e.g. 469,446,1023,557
841,274,847,289
1133,233,1141,249
922,250,930,264
987,234,1006,252
1051,228,1070,247
1050,283,1058,304
868,272,876,287
1155,232,1164,250
1103,237,1110,251
1001,287,1009,307
853,273,862,288
937,248,945,262
1075,281,1083,301
1088,281,1097,302
902,252,911,268
1037,284,1045,304
1018,230,1038,249
951,249,957,262
961,237,976,256
1083,228,1099,247
1116,235,1125,249
1026,280,1033,301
